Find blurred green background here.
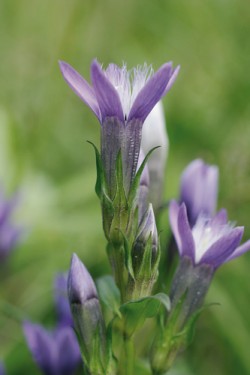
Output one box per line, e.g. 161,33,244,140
0,0,250,374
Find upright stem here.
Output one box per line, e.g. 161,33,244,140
119,334,134,375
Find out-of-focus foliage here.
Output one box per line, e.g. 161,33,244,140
0,0,250,374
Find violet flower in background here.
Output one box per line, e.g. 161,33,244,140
0,187,21,262
54,273,73,328
23,322,81,375
59,60,179,197
141,101,168,210
0,362,6,375
180,159,219,226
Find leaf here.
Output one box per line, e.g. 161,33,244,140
119,293,171,337
96,275,121,317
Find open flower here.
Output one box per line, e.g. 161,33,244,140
180,159,219,226
169,201,250,269
59,60,179,196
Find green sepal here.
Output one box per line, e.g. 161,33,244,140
96,275,121,317
127,146,160,208
87,141,108,199
175,302,219,346
87,326,106,375
118,293,171,337
119,230,135,280
88,141,114,238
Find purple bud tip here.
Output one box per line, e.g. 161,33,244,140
137,204,158,246
68,253,98,306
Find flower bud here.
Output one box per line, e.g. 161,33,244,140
68,253,106,371
141,101,168,209
180,159,218,226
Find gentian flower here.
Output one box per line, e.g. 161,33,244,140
169,201,250,269
0,188,21,262
59,60,179,197
169,201,250,317
141,101,168,209
54,273,73,328
23,322,81,375
180,159,219,226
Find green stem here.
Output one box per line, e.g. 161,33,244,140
120,334,134,375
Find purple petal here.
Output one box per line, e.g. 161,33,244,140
59,61,100,121
91,60,124,122
169,200,182,255
23,322,57,375
226,239,250,262
56,328,81,375
210,209,228,227
54,273,73,328
200,227,244,268
68,253,97,306
180,159,219,226
163,65,180,95
177,203,195,261
128,62,174,123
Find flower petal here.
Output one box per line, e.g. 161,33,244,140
23,322,56,375
226,239,250,262
169,200,182,255
59,61,101,120
177,203,195,261
56,328,81,375
91,60,124,122
200,227,244,268
163,65,180,95
180,159,218,226
211,208,228,226
128,62,174,123
68,253,98,306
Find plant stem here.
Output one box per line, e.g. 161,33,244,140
119,334,134,375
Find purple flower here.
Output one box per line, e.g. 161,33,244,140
0,188,21,262
59,60,179,196
180,159,219,226
23,322,81,375
169,201,250,269
0,362,6,375
54,273,73,328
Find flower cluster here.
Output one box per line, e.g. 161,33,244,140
57,58,250,375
